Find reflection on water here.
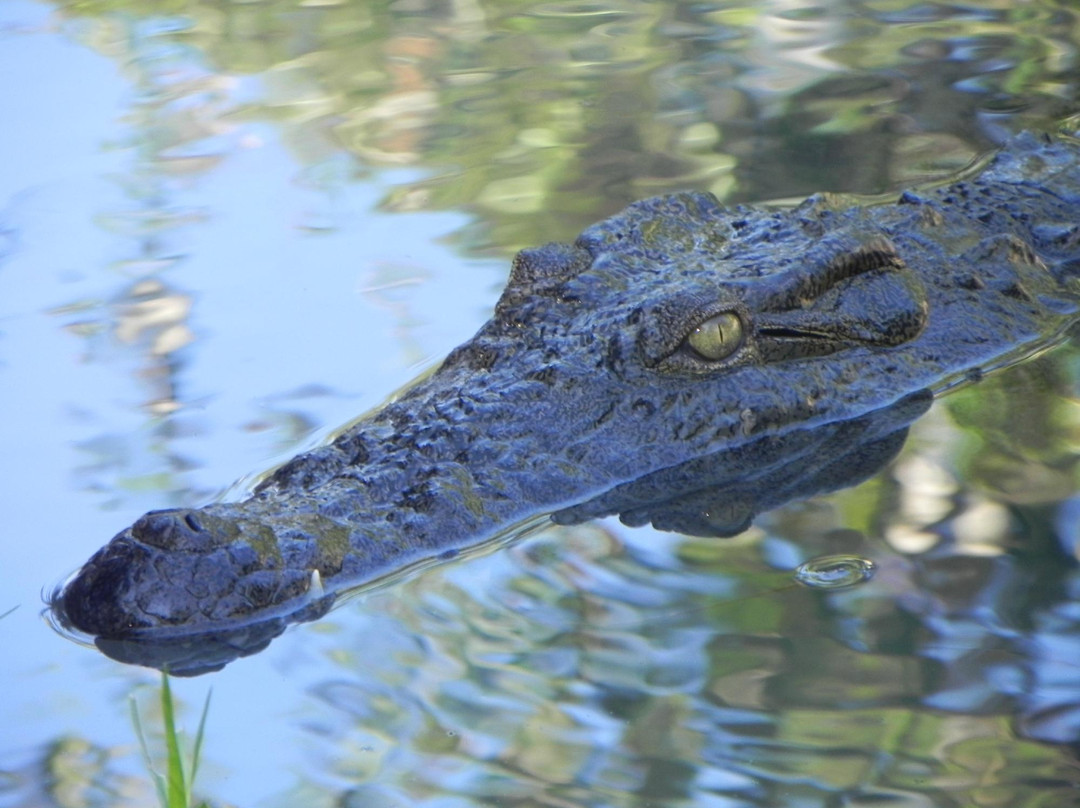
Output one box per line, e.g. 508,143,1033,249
55,0,1080,246
304,414,1080,805
299,362,1080,807
2,0,1080,806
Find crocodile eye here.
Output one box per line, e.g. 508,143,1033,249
686,312,743,361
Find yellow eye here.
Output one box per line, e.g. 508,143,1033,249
686,312,743,361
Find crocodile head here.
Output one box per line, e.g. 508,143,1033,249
50,193,938,675
425,199,962,489
50,133,1080,674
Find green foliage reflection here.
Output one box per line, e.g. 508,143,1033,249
53,0,1080,252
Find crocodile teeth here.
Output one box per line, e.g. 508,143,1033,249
308,568,325,598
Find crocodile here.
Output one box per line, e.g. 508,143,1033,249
52,131,1080,675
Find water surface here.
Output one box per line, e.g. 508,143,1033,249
2,1,1080,805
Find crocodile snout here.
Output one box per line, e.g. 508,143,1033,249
54,535,151,638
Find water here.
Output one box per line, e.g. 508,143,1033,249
2,0,1080,805
794,554,876,589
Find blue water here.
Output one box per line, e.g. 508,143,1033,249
0,4,500,801
2,1,1079,805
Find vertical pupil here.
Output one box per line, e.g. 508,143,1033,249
687,312,742,360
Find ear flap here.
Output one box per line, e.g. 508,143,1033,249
738,230,907,310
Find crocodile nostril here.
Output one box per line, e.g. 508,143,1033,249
130,509,213,551
131,511,178,547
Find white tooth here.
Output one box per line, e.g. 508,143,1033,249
309,568,324,597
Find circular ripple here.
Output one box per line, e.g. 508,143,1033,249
794,554,876,590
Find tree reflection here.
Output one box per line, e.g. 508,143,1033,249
17,0,1080,805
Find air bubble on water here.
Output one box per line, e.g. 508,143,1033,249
794,554,875,590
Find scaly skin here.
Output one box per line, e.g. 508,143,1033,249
53,132,1080,674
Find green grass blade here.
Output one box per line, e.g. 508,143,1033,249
189,687,213,789
129,692,170,807
159,673,188,808
129,672,213,808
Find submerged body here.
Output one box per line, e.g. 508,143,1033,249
54,132,1080,674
